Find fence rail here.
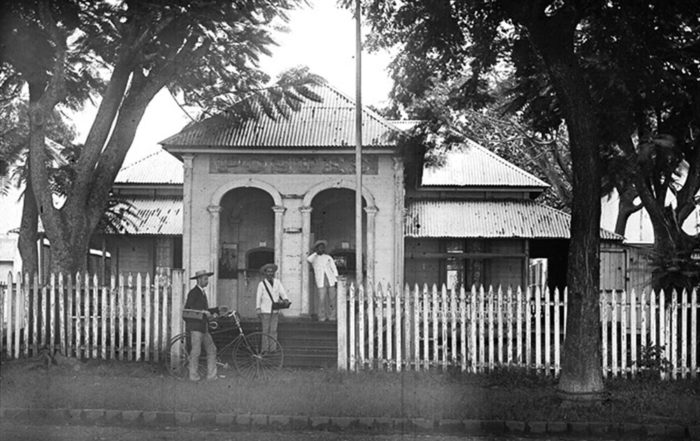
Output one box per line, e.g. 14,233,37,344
337,283,700,380
1,271,185,362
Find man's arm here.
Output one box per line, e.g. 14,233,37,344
306,252,317,263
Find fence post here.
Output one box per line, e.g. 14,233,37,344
0,273,5,359
170,269,184,343
692,288,697,379
337,277,347,371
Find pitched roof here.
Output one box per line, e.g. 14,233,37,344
161,84,399,149
115,149,183,185
421,140,549,189
113,198,182,235
405,199,621,240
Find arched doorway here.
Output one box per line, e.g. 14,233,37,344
309,188,366,317
218,188,275,317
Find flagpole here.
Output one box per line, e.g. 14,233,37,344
354,0,364,289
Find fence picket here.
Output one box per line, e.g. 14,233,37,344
470,285,477,373
601,291,608,378
554,287,561,376
681,289,688,378
349,284,356,371
450,286,457,368
692,289,697,378
101,281,108,360
377,284,383,369
460,286,467,371
144,273,151,362
506,287,513,366
58,274,65,356
5,273,12,358
534,286,541,372
431,284,438,369
83,272,90,358
109,275,116,360
516,287,523,366
0,275,4,358
671,290,678,380
440,284,447,371
118,274,125,361
32,274,39,357
404,285,412,371
358,279,365,368
630,289,637,377
395,284,402,372
422,285,429,370
525,287,531,371
640,290,647,378
497,286,503,366
413,284,420,371
136,273,143,362
92,274,99,359
368,281,375,369
479,286,486,372
612,291,618,377
621,290,628,376
48,274,55,358
544,287,551,375
153,279,160,363
387,283,394,371
659,290,666,380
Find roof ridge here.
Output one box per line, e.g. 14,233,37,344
460,140,549,187
120,149,164,170
324,83,399,134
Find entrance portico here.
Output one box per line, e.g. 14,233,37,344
164,84,404,318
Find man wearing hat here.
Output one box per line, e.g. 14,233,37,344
307,240,339,321
184,270,223,381
255,263,289,351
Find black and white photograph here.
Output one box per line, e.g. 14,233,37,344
0,0,699,440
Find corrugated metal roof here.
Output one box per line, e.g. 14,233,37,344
389,120,422,131
115,149,183,184
161,84,399,148
115,198,182,235
421,140,549,188
405,200,621,240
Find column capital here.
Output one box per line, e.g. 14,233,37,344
364,206,379,215
183,154,194,169
299,206,313,214
272,205,287,214
207,205,221,214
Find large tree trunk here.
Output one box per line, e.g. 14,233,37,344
18,173,39,278
523,8,605,400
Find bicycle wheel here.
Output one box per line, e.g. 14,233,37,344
232,332,283,379
162,332,206,379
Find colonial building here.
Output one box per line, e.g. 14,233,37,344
101,83,622,319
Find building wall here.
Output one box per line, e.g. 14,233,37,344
404,238,527,290
186,152,401,317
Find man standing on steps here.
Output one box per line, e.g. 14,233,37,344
307,240,339,321
183,270,223,381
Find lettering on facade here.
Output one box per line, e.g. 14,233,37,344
210,154,379,175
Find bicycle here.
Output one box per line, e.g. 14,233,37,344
162,310,283,379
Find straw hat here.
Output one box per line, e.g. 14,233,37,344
259,263,278,274
190,270,214,280
311,239,328,250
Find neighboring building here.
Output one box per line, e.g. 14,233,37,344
100,83,623,319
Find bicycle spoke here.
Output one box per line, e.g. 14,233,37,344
232,332,283,379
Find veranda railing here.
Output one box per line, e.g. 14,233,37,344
0,270,185,362
336,282,699,380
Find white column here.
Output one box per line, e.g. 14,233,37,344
207,204,221,305
364,206,378,290
182,155,194,283
272,205,286,275
300,206,313,316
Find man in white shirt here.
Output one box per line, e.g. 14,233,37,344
255,263,289,352
306,240,339,321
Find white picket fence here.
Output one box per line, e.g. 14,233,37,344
0,271,185,362
336,283,699,379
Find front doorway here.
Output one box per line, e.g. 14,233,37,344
309,188,366,316
218,187,275,317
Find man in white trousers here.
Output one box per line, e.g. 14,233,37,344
307,240,339,321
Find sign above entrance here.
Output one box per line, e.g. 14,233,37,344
210,154,378,175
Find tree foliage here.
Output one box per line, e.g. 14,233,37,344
0,0,321,275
